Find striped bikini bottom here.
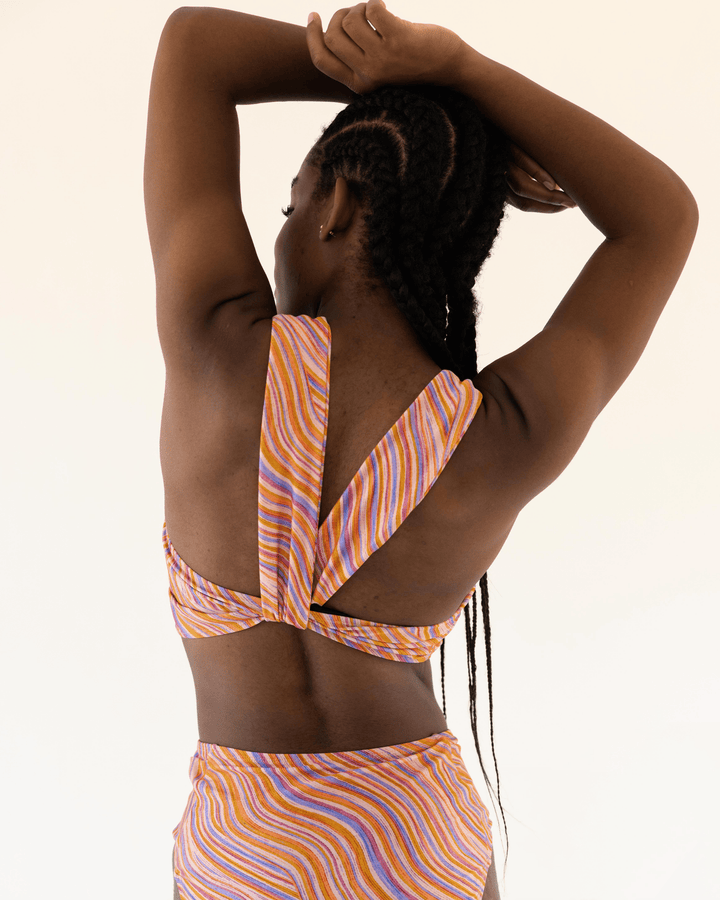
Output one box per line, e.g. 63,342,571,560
172,729,493,899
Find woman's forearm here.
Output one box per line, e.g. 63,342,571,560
167,7,354,105
444,45,697,239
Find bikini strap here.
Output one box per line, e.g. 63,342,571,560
257,315,331,628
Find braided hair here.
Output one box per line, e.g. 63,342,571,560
308,85,511,856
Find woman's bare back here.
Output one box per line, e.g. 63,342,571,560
161,313,519,754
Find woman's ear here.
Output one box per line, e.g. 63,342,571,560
320,176,357,238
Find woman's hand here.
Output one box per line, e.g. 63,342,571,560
305,0,463,95
505,141,577,213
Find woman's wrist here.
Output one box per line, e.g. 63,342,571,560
432,39,487,93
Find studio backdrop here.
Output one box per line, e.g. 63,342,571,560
0,1,717,898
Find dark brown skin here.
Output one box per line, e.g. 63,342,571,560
148,4,697,896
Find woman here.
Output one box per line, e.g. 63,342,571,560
144,2,698,897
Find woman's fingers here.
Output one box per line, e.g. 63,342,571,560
323,7,366,65
307,5,391,93
505,160,577,213
306,12,357,87
509,142,559,191
342,4,381,47
505,191,567,213
364,0,393,37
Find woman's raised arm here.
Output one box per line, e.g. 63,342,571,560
144,7,353,374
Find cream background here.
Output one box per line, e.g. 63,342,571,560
1,1,717,898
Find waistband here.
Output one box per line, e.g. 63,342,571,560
195,729,459,775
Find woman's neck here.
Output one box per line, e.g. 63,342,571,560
316,283,438,377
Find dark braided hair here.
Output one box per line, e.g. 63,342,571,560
308,85,511,858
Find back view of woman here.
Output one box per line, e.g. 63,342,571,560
143,2,698,897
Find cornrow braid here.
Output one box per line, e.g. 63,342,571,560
308,85,511,860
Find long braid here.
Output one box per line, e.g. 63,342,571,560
309,85,511,861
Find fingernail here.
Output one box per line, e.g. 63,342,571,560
543,180,556,191
308,11,316,23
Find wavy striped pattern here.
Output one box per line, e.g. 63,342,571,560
163,313,483,662
258,316,330,630
172,730,493,899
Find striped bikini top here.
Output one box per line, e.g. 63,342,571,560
162,314,483,664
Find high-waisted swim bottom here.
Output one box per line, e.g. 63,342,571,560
172,729,493,899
